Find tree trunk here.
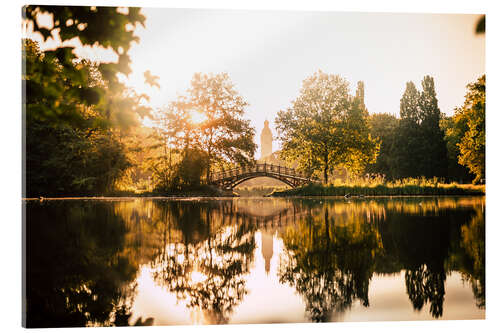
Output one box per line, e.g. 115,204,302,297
323,151,329,184
206,146,211,183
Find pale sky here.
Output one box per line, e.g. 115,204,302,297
27,8,485,152
125,9,485,151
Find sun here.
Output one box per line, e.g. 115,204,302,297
190,110,208,125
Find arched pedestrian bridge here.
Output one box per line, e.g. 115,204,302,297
209,163,321,190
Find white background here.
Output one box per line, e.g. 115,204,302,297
1,0,498,332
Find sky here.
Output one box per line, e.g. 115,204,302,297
26,7,485,153
124,9,484,152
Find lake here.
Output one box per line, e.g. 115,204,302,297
23,196,485,327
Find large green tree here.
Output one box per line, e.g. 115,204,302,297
391,77,447,179
188,73,257,179
419,76,448,178
455,75,486,183
276,71,378,183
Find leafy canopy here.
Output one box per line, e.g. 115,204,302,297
276,71,378,183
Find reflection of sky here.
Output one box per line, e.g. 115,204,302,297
343,272,484,322
128,229,484,325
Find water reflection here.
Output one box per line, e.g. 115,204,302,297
24,196,485,327
149,201,256,324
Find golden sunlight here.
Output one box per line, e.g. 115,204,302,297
190,270,208,284
190,110,208,125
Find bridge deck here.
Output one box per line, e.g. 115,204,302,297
209,163,320,188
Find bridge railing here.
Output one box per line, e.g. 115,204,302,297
209,163,319,182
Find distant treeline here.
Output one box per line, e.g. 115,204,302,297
275,72,485,185
364,76,485,184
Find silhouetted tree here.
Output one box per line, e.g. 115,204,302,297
419,76,448,178
391,77,447,179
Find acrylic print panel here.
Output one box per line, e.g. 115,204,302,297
22,3,485,328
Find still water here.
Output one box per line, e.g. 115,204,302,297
24,196,485,327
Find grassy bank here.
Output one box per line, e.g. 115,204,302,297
271,179,485,197
234,185,289,197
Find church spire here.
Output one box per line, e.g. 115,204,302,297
260,119,273,159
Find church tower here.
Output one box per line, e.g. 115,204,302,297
356,81,365,109
260,120,273,159
261,231,274,274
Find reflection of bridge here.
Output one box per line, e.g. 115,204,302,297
208,163,321,189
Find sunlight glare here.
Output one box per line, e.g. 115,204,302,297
190,110,208,125
190,270,208,284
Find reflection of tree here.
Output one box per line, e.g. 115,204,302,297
25,201,146,327
405,265,446,317
150,201,256,324
377,205,470,318
459,208,485,308
278,206,382,322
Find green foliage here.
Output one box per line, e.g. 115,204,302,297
23,5,155,197
26,119,131,197
455,75,485,183
23,5,145,78
189,73,257,176
441,116,474,182
171,148,208,190
23,6,151,129
145,73,257,192
276,71,378,183
23,38,147,196
365,113,399,178
391,76,447,179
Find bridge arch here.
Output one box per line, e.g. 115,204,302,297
231,175,295,189
209,163,320,190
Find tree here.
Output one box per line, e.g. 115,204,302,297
146,100,195,191
441,116,474,182
23,6,152,129
391,77,447,179
23,5,155,196
365,113,399,178
187,73,257,179
419,76,448,178
276,71,378,183
454,75,485,183
23,5,145,87
391,82,423,179
23,40,134,196
145,73,256,191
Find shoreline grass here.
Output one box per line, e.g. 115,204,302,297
271,181,485,197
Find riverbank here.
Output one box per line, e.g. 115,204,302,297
25,185,238,200
271,182,485,197
112,185,236,197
